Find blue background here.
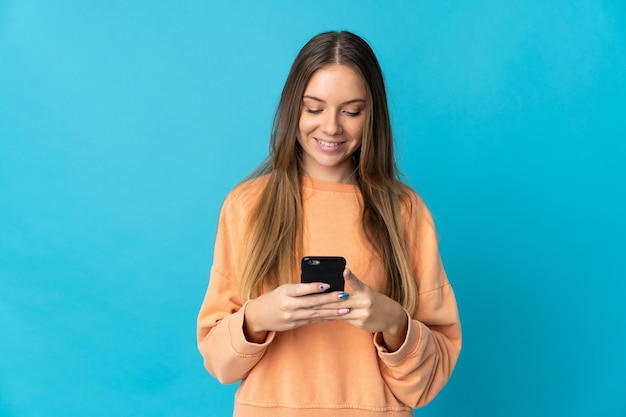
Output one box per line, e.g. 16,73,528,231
1,1,625,416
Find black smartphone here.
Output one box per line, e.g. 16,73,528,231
300,256,346,293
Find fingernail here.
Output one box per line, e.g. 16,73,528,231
319,284,330,291
338,308,350,315
338,292,350,300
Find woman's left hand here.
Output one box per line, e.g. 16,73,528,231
333,268,409,352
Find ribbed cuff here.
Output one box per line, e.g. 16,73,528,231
373,310,423,365
228,301,276,355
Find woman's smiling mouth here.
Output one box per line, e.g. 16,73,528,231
315,138,344,148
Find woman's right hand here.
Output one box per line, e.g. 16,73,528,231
242,282,348,343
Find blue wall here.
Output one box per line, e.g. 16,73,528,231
1,1,625,416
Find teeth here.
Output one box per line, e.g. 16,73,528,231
318,139,340,147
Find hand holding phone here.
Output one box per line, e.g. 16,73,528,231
300,256,346,293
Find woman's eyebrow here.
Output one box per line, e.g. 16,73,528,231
302,95,366,105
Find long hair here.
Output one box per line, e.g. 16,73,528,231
241,31,418,314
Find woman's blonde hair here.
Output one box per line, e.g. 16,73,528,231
241,31,418,313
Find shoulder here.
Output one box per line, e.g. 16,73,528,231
399,185,433,224
219,175,270,220
396,184,440,247
223,175,270,207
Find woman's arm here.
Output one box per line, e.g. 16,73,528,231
375,193,462,407
375,280,462,408
329,267,461,407
197,267,276,384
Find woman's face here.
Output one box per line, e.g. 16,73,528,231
296,64,367,184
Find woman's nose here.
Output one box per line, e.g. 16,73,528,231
322,112,342,135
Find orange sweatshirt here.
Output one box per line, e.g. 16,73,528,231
197,176,462,417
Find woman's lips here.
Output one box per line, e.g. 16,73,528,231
315,138,344,150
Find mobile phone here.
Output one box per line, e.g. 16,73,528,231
300,256,346,293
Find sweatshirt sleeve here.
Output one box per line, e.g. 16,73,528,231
373,193,462,408
196,188,276,385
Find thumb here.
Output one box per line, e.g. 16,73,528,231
343,268,366,292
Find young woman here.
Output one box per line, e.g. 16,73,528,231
197,31,461,417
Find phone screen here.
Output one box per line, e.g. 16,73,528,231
300,256,346,293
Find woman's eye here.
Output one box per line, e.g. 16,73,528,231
305,108,323,114
344,110,362,117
